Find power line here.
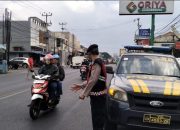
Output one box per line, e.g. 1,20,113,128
12,15,46,33
69,20,133,32
12,1,41,18
155,14,180,34
10,13,48,37
24,1,49,13
11,24,39,37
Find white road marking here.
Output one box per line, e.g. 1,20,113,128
0,69,79,101
0,88,29,101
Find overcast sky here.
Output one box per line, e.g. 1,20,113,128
0,1,180,55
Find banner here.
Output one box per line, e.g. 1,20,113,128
119,0,174,15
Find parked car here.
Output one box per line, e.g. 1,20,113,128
9,57,29,68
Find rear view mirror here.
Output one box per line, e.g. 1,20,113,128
106,66,114,74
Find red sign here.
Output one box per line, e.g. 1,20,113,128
175,42,180,49
137,39,150,46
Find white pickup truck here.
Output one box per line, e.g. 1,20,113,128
71,56,86,69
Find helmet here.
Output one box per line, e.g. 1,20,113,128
44,54,53,64
44,54,53,60
53,54,60,59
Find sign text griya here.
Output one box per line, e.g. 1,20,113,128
120,0,174,15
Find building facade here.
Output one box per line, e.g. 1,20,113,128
0,17,82,66
0,17,50,65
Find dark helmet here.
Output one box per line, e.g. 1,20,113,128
86,44,99,55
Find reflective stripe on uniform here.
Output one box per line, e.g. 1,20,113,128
90,89,107,96
98,75,106,82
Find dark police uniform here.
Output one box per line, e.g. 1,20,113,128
81,58,107,130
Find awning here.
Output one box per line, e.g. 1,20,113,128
10,51,46,56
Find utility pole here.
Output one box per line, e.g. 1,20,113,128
53,33,56,54
5,8,12,63
41,12,52,53
137,18,141,31
134,18,141,35
2,13,5,60
59,22,69,66
59,22,67,32
150,14,155,46
59,22,68,52
2,14,5,45
42,12,52,26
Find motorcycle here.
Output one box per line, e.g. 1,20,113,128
80,65,88,80
29,72,59,120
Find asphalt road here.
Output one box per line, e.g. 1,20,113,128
0,68,152,130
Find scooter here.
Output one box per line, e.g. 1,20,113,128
29,72,59,120
80,65,88,80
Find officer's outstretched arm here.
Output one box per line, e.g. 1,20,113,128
81,64,101,97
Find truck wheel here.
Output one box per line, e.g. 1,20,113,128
104,118,117,130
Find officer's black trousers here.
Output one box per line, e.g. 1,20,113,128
90,95,106,130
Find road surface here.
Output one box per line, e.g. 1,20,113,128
0,68,152,130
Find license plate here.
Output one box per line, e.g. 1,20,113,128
143,114,171,125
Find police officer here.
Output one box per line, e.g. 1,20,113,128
71,44,107,130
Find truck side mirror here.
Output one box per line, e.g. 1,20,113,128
106,66,114,74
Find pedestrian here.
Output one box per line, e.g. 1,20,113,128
27,55,34,79
71,44,107,130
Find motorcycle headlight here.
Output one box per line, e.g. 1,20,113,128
108,86,128,102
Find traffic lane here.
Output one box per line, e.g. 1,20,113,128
0,68,78,98
0,70,32,98
0,69,89,130
0,68,154,130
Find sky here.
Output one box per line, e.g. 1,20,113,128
0,1,180,55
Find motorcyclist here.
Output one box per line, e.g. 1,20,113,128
52,54,65,99
38,54,59,103
80,58,90,75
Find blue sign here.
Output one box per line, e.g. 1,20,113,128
139,29,150,37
